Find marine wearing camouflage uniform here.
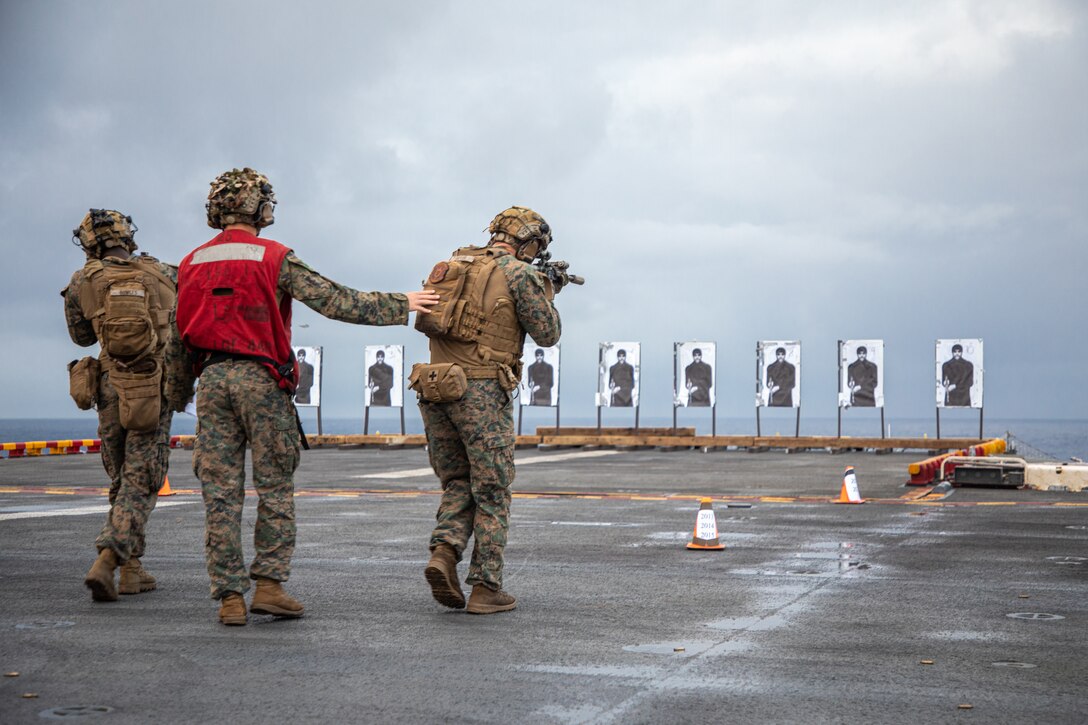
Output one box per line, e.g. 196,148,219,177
62,209,192,601
177,168,420,625
193,253,408,600
419,207,562,613
64,265,182,558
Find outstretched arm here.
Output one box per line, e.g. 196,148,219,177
279,253,436,325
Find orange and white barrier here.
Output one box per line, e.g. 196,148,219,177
907,438,1006,485
2,435,194,459
1,439,100,458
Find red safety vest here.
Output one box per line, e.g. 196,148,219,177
176,230,298,391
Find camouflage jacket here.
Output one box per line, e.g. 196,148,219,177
278,252,409,325
493,254,561,348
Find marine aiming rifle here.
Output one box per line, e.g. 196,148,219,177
535,250,584,291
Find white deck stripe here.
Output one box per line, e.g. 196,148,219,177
351,449,620,479
0,500,195,522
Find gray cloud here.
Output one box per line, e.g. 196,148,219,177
2,0,1085,426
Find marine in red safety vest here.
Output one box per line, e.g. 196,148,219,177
176,167,438,626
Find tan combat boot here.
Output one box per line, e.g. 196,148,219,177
119,558,157,595
424,543,465,609
218,593,247,626
249,578,305,618
466,584,517,615
84,548,119,602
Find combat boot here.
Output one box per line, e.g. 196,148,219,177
84,548,119,602
119,558,157,595
218,593,247,626
424,543,465,609
466,584,517,615
249,578,305,618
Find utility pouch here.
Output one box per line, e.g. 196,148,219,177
100,278,158,361
408,362,468,403
109,360,162,432
414,259,469,339
67,356,100,410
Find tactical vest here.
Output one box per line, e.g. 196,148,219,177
79,255,176,369
415,246,525,374
176,231,298,390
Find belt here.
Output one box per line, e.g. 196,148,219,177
463,364,506,380
203,352,268,367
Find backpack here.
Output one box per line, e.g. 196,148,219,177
81,256,175,367
414,246,522,364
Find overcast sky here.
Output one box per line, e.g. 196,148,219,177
1,0,1085,427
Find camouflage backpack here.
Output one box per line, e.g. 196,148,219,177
80,256,176,367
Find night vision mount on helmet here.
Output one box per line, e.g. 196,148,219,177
487,206,552,262
72,209,138,258
206,167,277,230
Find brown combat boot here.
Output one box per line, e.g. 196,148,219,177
249,578,305,618
84,548,119,602
218,593,247,626
424,543,465,609
466,584,517,615
119,558,157,595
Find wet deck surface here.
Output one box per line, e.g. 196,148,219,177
1,448,1085,723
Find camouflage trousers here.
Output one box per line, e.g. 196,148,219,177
420,380,515,590
194,360,301,600
95,370,173,562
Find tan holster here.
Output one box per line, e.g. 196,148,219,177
109,359,163,432
409,363,468,403
67,356,100,410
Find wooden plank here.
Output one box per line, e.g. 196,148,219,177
752,436,986,450
535,427,695,437
307,434,428,447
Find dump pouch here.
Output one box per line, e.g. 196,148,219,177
67,356,100,410
109,361,162,432
408,362,468,403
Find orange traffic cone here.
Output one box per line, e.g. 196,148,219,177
835,466,864,504
686,498,725,550
159,475,175,497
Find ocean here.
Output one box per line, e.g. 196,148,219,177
1,414,1084,462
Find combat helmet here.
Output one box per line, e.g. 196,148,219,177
487,206,552,262
206,167,276,230
72,209,138,258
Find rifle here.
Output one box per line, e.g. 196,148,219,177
535,250,584,290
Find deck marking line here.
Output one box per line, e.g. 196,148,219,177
350,449,620,479
0,500,195,521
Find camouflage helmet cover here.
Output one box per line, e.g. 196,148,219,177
206,167,276,229
487,206,552,261
72,209,138,257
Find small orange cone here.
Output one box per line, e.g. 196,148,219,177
686,498,725,550
159,475,175,497
835,466,865,504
